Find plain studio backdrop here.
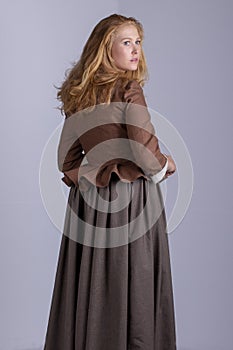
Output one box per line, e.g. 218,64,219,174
0,1,232,349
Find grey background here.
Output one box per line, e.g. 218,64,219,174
0,0,232,349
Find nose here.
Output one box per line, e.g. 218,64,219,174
131,45,138,54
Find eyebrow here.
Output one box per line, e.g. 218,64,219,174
120,37,141,41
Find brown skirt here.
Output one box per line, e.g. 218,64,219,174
43,175,177,350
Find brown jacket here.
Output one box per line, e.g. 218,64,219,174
57,79,167,192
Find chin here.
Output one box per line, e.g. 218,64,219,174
127,67,138,71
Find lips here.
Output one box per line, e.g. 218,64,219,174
130,58,138,62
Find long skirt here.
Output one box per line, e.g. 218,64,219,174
43,174,177,350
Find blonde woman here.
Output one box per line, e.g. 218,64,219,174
44,14,177,350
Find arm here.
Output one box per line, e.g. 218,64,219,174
57,114,85,187
123,80,168,178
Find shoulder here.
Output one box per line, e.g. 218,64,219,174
112,78,147,106
123,80,147,106
123,80,144,102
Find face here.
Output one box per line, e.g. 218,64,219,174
111,24,141,71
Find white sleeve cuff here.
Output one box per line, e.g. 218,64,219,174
150,157,168,184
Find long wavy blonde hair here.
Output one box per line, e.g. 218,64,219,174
57,14,148,116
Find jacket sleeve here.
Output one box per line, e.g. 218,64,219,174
123,80,167,177
57,114,85,187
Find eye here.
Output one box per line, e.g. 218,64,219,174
135,40,141,45
123,40,130,46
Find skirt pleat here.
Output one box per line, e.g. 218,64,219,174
43,175,177,350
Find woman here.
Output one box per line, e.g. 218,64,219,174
44,14,177,350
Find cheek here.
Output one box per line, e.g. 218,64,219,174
112,44,129,63
112,46,121,61
136,45,141,56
